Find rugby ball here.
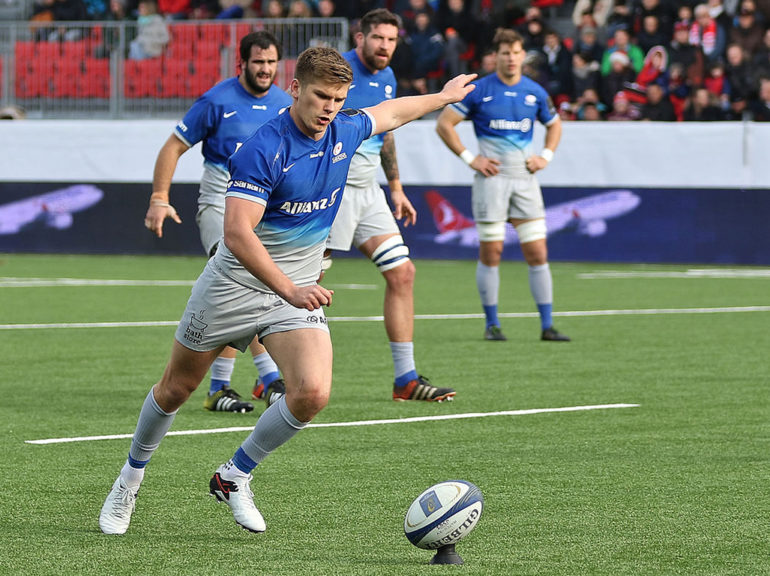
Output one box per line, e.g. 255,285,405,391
404,480,484,549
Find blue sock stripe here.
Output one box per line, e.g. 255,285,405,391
127,454,150,469
232,447,258,474
209,378,228,394
538,303,553,330
258,371,281,386
394,370,419,388
483,304,499,328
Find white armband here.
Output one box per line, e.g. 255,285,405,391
540,148,554,163
459,149,476,166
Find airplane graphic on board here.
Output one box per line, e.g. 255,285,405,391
0,185,104,235
425,189,641,247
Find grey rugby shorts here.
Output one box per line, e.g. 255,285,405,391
175,262,329,353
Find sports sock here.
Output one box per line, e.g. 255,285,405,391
476,261,500,328
234,396,306,474
209,356,235,395
529,263,554,330
126,388,178,473
253,352,280,387
120,459,145,488
390,342,418,387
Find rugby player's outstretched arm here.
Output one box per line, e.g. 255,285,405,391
366,74,477,136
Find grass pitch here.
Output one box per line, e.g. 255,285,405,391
1,254,768,576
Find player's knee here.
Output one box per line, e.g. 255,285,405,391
371,235,410,273
288,382,330,420
384,257,415,288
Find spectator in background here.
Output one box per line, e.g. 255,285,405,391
752,28,770,81
571,50,602,97
667,61,692,119
706,0,732,31
129,0,169,59
398,0,435,34
690,3,727,62
640,81,676,119
607,89,641,119
601,49,636,105
730,4,766,56
601,27,645,75
478,47,497,76
83,0,110,19
574,25,606,63
630,0,675,39
669,19,706,87
315,0,337,17
408,9,444,93
189,0,221,19
606,0,633,35
703,58,732,112
638,14,669,53
574,87,608,118
390,17,416,94
261,0,285,17
749,76,770,119
580,100,605,119
521,14,547,51
287,0,312,17
435,0,478,77
540,29,574,103
684,86,727,119
724,43,754,117
31,0,88,41
628,44,669,101
572,0,615,30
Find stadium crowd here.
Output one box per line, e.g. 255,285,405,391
23,0,770,120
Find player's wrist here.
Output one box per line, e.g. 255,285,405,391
459,149,476,166
540,148,554,163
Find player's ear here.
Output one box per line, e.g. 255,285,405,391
290,78,300,99
354,31,364,48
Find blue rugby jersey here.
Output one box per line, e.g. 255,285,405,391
450,74,557,177
174,78,292,202
341,50,396,188
215,108,376,292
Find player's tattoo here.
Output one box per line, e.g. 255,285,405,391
380,131,400,182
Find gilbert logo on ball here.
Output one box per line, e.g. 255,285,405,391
404,480,483,550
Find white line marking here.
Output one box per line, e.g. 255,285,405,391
0,277,377,290
25,403,640,445
580,269,770,279
1,306,767,330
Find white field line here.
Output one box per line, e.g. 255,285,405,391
25,403,640,445
2,306,768,330
579,269,770,279
0,277,376,290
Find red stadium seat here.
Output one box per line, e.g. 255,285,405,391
124,58,163,98
84,58,110,98
196,41,221,61
170,23,199,44
199,22,229,46
62,40,88,60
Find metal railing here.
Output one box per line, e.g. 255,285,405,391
0,18,348,119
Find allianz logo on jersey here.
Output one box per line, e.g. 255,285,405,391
488,118,532,132
279,187,341,215
331,141,347,164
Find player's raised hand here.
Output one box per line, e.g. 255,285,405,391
286,284,334,310
144,201,182,238
439,73,477,104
